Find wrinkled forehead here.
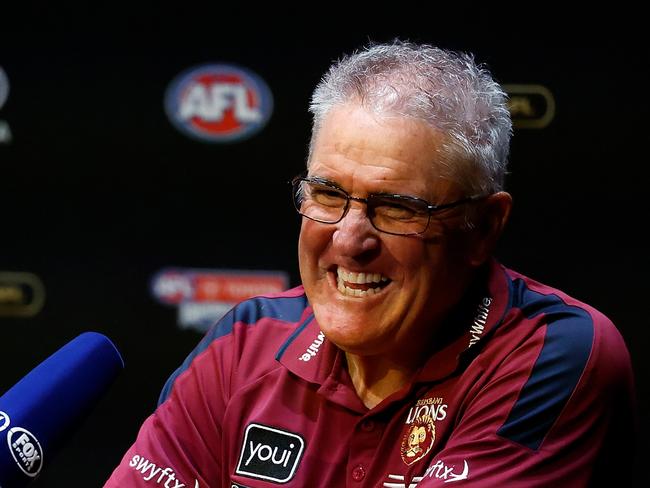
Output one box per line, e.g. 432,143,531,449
308,103,470,192
308,106,472,201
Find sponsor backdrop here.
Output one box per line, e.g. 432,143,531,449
1,9,646,487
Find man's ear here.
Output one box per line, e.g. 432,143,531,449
469,191,512,267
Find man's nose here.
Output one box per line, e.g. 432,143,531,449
332,203,380,256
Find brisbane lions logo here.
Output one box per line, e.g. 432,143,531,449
400,414,435,465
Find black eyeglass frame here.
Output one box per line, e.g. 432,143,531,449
290,174,489,236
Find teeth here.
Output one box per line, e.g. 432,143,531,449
337,268,388,285
338,279,346,293
336,267,390,297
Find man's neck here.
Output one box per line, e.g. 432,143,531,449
345,352,420,409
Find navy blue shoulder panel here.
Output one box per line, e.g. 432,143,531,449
496,278,594,450
158,293,308,405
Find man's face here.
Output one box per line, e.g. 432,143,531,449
298,104,480,358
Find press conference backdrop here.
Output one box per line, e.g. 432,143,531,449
1,9,646,486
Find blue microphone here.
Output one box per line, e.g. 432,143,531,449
0,332,124,487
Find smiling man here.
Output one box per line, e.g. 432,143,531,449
105,41,637,487
295,101,511,409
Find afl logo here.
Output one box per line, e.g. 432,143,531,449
7,427,44,477
165,63,273,143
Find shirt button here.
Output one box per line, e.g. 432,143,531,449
352,464,366,482
360,419,375,432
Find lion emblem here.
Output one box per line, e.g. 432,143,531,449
400,414,435,465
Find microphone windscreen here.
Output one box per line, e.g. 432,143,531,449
0,332,124,487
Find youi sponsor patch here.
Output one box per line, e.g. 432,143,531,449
236,423,304,483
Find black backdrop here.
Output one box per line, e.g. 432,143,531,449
1,7,647,486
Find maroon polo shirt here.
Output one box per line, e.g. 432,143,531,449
105,260,636,487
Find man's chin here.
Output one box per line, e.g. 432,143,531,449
321,326,389,357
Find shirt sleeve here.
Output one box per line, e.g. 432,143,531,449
103,294,301,488
103,336,230,488
417,311,637,488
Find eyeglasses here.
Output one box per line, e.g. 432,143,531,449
291,175,487,236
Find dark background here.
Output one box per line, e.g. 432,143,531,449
1,6,646,486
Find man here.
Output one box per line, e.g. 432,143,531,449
105,41,636,487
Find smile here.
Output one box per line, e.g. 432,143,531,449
336,267,391,297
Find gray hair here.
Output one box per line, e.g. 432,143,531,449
308,40,512,195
